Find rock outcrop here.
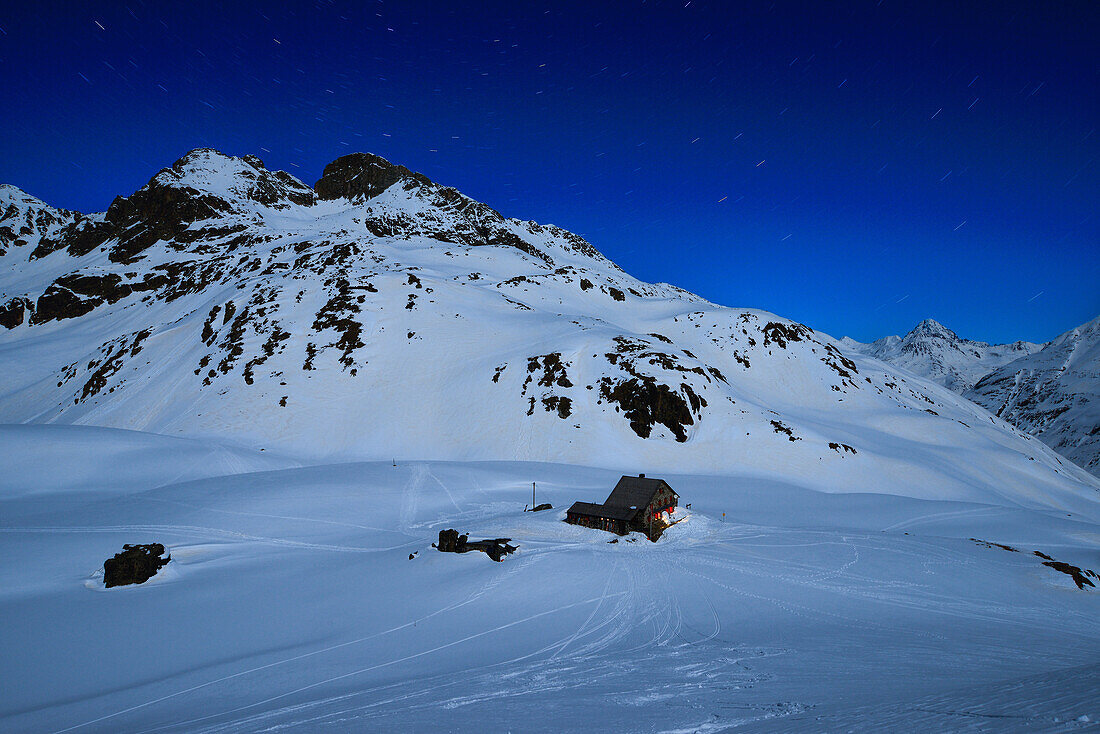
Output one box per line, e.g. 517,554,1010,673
103,543,170,588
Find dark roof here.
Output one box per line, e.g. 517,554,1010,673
566,501,635,522
604,475,676,510
567,476,678,526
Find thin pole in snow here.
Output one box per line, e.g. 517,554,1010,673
532,481,536,508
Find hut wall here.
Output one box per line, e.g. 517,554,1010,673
629,486,678,535
566,513,625,535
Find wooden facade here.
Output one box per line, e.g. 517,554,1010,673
565,474,679,541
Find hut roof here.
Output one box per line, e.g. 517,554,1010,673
605,475,676,510
567,476,677,526
567,501,636,522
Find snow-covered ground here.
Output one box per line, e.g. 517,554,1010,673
3,150,1099,731
2,424,1098,733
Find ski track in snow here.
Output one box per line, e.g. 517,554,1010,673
133,593,631,734
0,442,1096,732
0,525,416,554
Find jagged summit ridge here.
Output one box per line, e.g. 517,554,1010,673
0,184,79,257
3,147,606,271
144,148,317,210
908,318,958,340
843,319,1044,392
848,315,1098,477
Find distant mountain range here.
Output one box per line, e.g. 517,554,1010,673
0,148,1096,506
845,317,1099,477
839,319,1043,393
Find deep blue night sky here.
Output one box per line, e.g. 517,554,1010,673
2,1,1096,343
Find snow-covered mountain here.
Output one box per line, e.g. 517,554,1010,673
839,318,1043,392
966,315,1100,477
844,316,1099,478
3,150,1100,733
1,149,1096,509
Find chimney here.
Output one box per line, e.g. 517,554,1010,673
639,473,645,478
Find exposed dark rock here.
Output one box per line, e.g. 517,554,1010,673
434,529,516,562
543,395,573,418
527,353,573,388
200,305,221,345
32,284,99,324
105,182,231,265
58,273,130,301
1034,551,1098,590
822,343,859,381
436,528,466,552
608,287,625,302
762,321,812,349
31,217,110,260
597,336,709,441
215,307,251,376
530,503,553,512
770,420,801,441
79,329,151,401
599,377,695,441
314,153,432,201
1040,560,1096,590
243,325,291,385
970,538,1019,553
0,193,77,256
0,297,33,328
103,543,170,588
312,278,365,370
28,271,149,325
973,542,1096,590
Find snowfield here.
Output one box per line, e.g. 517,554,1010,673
1,425,1098,733
2,149,1099,732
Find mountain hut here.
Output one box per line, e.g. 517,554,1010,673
565,474,678,541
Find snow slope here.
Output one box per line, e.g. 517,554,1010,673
840,318,1043,393
966,315,1100,478
1,149,1097,513
1,424,1097,733
2,151,1100,732
0,424,298,498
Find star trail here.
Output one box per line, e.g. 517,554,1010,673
1,0,1096,342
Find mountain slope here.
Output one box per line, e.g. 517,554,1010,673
1,149,1097,512
840,318,1043,392
966,315,1100,477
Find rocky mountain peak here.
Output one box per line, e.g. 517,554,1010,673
0,184,80,257
846,319,1045,394
1,183,42,207
19,148,319,265
314,152,433,201
908,318,959,341
145,148,316,210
